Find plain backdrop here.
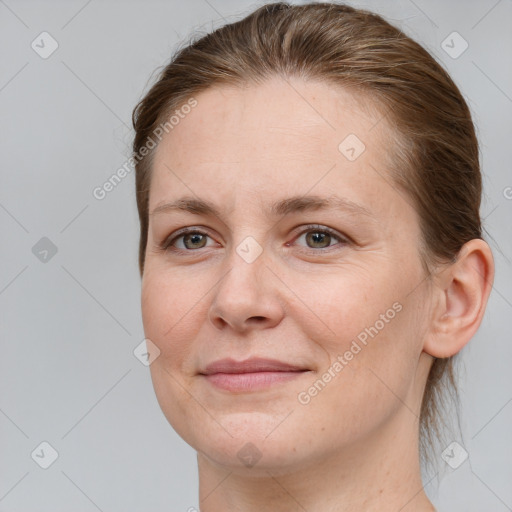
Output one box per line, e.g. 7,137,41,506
1,0,511,511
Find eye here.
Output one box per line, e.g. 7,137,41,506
163,229,217,251
160,225,348,254
292,225,347,250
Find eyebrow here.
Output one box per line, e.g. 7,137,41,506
150,195,375,221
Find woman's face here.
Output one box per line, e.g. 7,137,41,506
141,77,434,473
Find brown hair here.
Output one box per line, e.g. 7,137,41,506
132,2,482,465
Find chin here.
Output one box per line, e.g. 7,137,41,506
180,410,320,474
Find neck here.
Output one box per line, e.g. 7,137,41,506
196,404,436,512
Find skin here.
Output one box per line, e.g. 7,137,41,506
140,77,494,511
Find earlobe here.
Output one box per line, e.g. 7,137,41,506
423,239,494,359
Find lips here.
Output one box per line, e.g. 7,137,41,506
201,357,308,374
200,358,310,392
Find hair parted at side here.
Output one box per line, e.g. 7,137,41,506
132,2,482,467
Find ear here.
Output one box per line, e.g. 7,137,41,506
423,239,494,358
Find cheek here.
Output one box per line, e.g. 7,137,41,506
141,267,207,373
141,263,207,336
288,264,404,355
141,268,210,442
290,264,422,416
294,306,421,446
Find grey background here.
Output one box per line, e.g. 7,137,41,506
0,0,511,510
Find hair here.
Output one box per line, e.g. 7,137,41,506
132,2,482,468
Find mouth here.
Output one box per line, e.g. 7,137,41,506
199,357,311,392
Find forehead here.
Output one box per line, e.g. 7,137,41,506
149,77,408,219
155,77,385,165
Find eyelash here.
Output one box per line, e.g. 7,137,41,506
160,224,349,254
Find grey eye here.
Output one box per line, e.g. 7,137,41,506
296,229,341,249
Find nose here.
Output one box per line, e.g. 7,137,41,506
208,248,285,333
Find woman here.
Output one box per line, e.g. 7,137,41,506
131,3,494,510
